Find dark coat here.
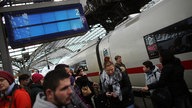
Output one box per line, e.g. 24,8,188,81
30,83,43,105
75,75,94,108
147,58,191,108
118,72,134,108
147,58,189,97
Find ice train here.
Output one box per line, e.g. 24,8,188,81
62,0,192,90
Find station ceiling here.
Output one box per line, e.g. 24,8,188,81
0,0,160,73
8,24,106,72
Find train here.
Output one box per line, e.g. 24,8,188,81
62,0,192,90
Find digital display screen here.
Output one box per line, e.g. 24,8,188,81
3,3,88,48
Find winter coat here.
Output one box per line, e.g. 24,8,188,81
145,65,161,85
0,84,31,108
100,68,134,108
147,58,191,108
30,83,44,105
33,92,59,108
119,71,134,108
147,58,189,97
75,75,94,108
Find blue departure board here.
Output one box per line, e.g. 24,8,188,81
3,3,89,48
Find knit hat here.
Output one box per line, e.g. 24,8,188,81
0,70,15,84
32,73,44,83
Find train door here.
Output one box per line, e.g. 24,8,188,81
97,35,111,71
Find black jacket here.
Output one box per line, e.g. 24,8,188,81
119,72,134,108
148,58,189,97
30,83,44,105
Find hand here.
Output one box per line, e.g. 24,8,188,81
120,67,126,72
141,86,149,91
75,76,81,80
111,92,118,98
106,92,112,97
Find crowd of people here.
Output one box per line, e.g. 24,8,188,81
0,49,192,108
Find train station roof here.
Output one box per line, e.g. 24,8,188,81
0,0,160,73
8,24,106,72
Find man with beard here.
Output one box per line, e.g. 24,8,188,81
33,69,86,108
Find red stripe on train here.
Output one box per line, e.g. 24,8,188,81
87,72,100,77
182,60,192,70
87,60,192,77
127,67,143,74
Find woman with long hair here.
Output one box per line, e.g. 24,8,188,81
100,57,134,108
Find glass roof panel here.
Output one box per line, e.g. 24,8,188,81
1,0,160,72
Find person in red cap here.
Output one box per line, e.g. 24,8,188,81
30,73,44,105
0,70,32,108
32,73,44,84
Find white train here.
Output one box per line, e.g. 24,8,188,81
63,0,192,89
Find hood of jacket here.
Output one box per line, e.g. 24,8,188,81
33,92,59,108
33,92,81,108
152,65,160,73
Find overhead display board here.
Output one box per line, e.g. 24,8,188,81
2,1,88,48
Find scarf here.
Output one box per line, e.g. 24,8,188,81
5,83,15,96
100,68,122,101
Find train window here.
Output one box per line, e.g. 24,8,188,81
144,16,192,59
70,60,88,72
143,35,159,59
103,48,110,57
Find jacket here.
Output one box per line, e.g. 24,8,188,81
119,71,134,107
100,68,134,108
0,84,31,108
145,65,161,85
33,92,58,108
30,83,44,105
147,58,189,97
75,75,94,108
